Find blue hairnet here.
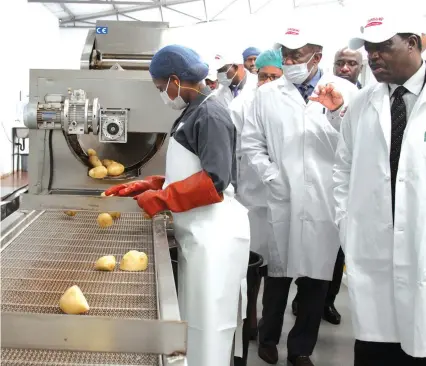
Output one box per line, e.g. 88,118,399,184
242,47,261,61
255,49,283,70
150,45,209,82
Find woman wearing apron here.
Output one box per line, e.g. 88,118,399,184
105,45,250,366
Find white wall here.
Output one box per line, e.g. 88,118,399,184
0,0,60,176
58,28,90,69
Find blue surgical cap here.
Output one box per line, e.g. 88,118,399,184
255,49,283,70
242,47,262,61
150,45,209,82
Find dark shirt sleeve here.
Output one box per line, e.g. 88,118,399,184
174,100,236,193
195,105,236,192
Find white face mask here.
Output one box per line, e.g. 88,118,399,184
217,65,237,87
282,53,316,84
160,78,188,110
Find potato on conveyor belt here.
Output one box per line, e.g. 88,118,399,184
110,212,121,219
89,155,103,168
95,255,116,271
97,213,113,228
102,159,115,167
107,162,125,177
64,210,77,216
120,250,148,272
87,148,97,157
59,285,90,315
89,166,108,179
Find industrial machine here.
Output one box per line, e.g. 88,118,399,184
1,21,186,366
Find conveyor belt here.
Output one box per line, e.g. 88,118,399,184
1,211,161,365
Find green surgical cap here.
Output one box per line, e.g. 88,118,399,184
255,49,283,70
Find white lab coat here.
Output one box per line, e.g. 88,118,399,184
214,71,258,110
230,82,275,269
333,75,426,357
242,74,358,280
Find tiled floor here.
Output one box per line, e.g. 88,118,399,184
248,282,354,366
1,171,28,199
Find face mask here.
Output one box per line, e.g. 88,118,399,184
217,65,237,87
282,53,316,84
160,78,188,110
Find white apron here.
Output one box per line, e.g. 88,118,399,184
164,134,250,365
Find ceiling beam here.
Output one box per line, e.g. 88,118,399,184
211,0,240,21
164,5,203,21
29,0,163,5
202,0,208,21
59,0,200,24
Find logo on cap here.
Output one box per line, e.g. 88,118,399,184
365,17,384,28
285,28,300,35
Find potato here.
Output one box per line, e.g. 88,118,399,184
110,212,121,219
120,250,148,272
95,255,116,271
89,166,108,179
107,163,125,177
64,210,77,217
89,155,103,168
97,213,113,228
87,148,97,157
59,285,89,315
102,159,115,167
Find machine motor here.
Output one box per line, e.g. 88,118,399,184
24,89,128,144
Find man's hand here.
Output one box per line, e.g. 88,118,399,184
309,83,344,111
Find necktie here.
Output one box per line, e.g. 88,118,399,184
300,83,311,103
389,86,408,219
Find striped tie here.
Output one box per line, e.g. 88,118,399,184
300,83,310,103
389,86,408,220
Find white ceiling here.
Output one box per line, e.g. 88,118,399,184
28,0,347,28
29,0,426,29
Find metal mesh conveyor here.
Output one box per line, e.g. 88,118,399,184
1,210,184,366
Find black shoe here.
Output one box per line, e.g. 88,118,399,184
291,299,298,316
323,304,341,325
288,355,314,366
258,344,278,364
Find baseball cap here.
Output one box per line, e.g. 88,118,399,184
349,14,423,50
213,53,242,70
276,26,323,50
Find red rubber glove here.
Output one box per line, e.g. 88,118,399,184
105,176,165,197
134,171,223,217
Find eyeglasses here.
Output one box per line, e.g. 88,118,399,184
258,73,281,82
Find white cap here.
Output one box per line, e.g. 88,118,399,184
213,53,242,70
205,68,217,81
349,14,423,50
276,26,323,50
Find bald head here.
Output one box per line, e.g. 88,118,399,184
422,33,426,52
333,47,363,85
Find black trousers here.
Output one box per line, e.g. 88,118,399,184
258,276,329,358
354,340,426,366
326,247,345,305
294,247,345,306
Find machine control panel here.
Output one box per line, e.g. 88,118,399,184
99,108,128,143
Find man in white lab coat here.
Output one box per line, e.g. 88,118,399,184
214,54,258,109
242,26,358,366
331,14,426,365
232,49,283,366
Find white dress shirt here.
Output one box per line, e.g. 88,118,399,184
389,61,425,118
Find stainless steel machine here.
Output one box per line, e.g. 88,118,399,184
1,21,186,366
